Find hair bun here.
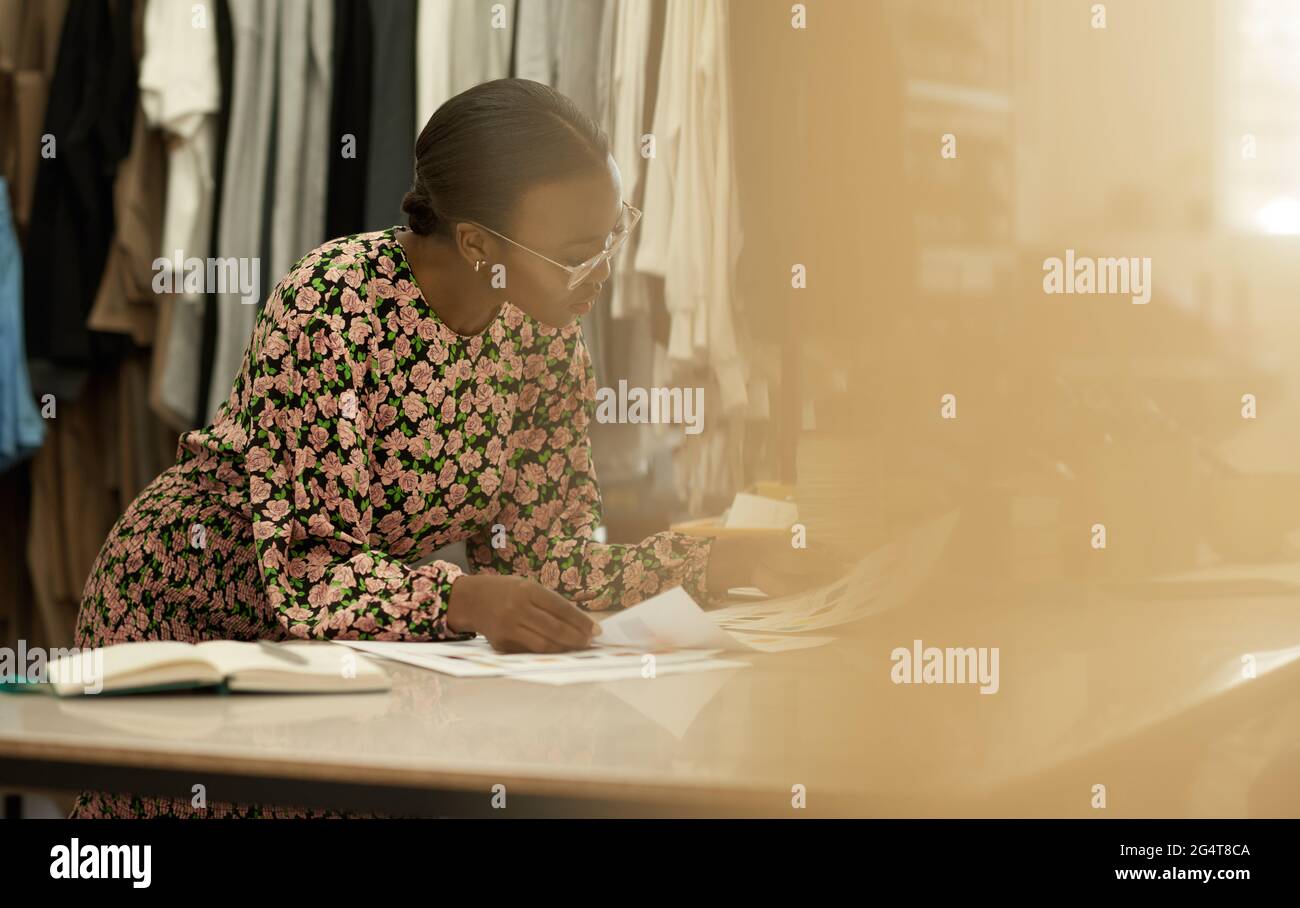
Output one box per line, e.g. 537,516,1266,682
401,188,439,235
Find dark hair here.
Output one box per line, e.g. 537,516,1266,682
402,79,611,238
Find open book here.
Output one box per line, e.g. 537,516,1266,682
3,640,390,697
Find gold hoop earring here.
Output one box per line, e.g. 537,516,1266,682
474,260,484,272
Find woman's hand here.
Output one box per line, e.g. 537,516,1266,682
446,574,601,653
707,536,849,599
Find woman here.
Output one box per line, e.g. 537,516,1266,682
71,79,823,818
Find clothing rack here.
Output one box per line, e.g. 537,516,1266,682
0,0,775,650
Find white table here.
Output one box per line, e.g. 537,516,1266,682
4,572,1300,817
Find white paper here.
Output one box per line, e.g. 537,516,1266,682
722,492,799,529
337,639,727,679
337,641,501,677
596,587,835,653
710,509,960,633
514,658,750,687
597,587,743,649
724,632,837,652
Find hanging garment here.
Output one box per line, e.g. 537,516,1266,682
324,0,373,239
413,0,452,133
0,461,37,649
139,0,222,431
13,0,179,648
0,177,45,471
195,0,233,422
87,105,165,347
363,0,416,231
26,353,176,648
604,0,660,320
271,0,333,279
635,0,747,415
26,400,119,647
22,0,137,394
257,29,278,287
555,0,614,390
586,0,668,486
323,0,371,236
448,0,515,95
510,0,614,388
588,314,657,483
635,0,748,510
414,0,519,131
88,0,163,350
513,0,557,84
0,0,70,236
514,0,606,104
206,0,278,420
555,0,606,118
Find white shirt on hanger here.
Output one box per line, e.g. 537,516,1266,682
139,0,222,428
415,0,454,133
452,0,516,95
207,0,279,420
415,0,515,134
635,0,747,415
605,0,654,319
514,0,558,85
271,0,333,283
139,0,221,302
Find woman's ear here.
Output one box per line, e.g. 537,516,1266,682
454,222,491,271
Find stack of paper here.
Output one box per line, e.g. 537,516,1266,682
722,491,799,529
338,637,748,686
709,509,960,633
594,587,836,652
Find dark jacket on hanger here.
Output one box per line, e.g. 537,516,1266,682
362,0,415,232
23,0,137,394
196,0,235,421
324,0,373,239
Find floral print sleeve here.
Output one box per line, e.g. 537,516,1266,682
466,324,715,611
245,248,470,641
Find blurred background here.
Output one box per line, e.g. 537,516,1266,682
733,0,1300,587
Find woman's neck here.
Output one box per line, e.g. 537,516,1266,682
394,227,502,337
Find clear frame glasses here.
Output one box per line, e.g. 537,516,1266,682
472,201,642,290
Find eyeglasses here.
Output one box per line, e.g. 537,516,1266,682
470,201,642,291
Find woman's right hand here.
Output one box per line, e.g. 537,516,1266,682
446,573,601,653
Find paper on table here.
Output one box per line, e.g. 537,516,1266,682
723,492,799,529
709,509,960,633
337,638,728,679
338,585,837,679
338,640,500,677
512,658,750,687
596,587,836,652
724,632,834,652
709,570,886,634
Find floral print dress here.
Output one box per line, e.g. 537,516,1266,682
69,229,714,818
